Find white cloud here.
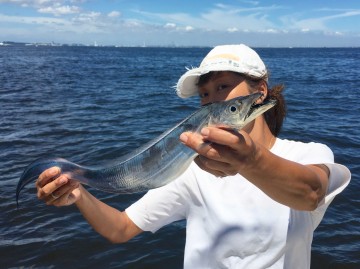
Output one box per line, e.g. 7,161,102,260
164,22,176,29
72,11,100,24
266,28,278,33
133,4,283,34
38,5,81,16
1,1,360,46
131,4,360,38
0,13,69,25
69,11,113,34
1,0,78,8
0,10,117,36
325,31,344,36
123,19,143,28
239,0,260,5
108,11,121,18
281,9,360,32
227,27,238,33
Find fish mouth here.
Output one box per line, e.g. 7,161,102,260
246,95,277,121
247,93,265,115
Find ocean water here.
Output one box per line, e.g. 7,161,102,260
0,46,359,268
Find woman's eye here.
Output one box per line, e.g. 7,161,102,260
199,92,209,98
217,84,228,91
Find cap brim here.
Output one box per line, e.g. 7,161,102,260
176,63,267,98
176,68,204,98
176,65,252,98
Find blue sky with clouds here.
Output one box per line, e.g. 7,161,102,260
1,0,359,47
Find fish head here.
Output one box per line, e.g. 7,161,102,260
208,92,276,129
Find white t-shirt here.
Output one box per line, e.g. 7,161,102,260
126,138,351,269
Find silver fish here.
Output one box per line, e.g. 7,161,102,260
16,93,275,205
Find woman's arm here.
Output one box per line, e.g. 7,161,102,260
180,127,329,211
36,167,143,243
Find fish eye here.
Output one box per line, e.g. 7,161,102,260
230,106,237,113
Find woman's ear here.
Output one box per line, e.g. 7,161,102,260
255,80,268,104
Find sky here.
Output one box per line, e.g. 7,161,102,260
0,0,360,47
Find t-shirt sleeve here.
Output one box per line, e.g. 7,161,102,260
278,140,351,229
297,142,351,228
311,163,351,228
125,166,195,233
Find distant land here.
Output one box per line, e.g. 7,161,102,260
0,40,139,47
0,40,208,48
1,41,359,49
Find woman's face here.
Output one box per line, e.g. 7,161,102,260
198,71,251,106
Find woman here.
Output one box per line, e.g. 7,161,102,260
36,44,350,268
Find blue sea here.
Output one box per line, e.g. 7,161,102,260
0,45,359,268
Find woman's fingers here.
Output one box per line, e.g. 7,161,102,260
181,127,257,177
180,131,219,158
200,127,245,148
51,182,81,207
36,166,61,188
194,157,227,178
35,167,82,206
180,128,245,162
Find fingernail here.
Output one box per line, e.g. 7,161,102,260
180,133,188,143
50,167,60,176
59,177,67,184
201,128,209,136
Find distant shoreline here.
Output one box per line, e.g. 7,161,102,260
0,41,359,49
0,41,207,48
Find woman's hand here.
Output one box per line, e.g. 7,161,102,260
36,167,143,242
36,167,82,207
180,126,258,177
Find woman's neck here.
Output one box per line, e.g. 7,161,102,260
245,116,275,150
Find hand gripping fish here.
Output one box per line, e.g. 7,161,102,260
16,93,275,205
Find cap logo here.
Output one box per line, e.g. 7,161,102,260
204,53,240,62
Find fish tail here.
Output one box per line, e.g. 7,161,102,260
16,157,69,207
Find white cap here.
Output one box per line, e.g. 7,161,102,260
176,44,268,98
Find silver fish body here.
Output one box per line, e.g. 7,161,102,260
16,93,275,204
